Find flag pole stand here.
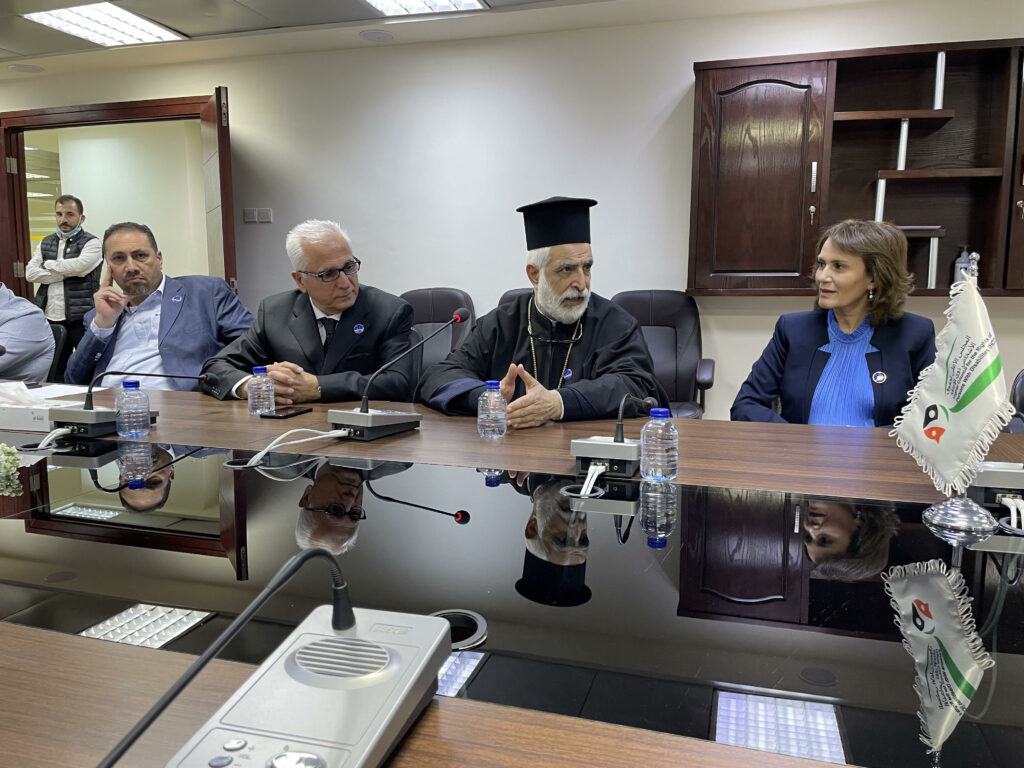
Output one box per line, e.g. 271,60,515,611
922,494,998,569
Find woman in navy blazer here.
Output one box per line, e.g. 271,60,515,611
731,220,936,428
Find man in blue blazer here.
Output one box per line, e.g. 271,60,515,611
65,222,253,390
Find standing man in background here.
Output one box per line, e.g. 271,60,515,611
26,194,102,380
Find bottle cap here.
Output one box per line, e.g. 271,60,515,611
647,535,667,549
122,380,140,389
485,475,500,487
649,407,670,419
127,478,146,490
253,366,268,375
484,380,500,390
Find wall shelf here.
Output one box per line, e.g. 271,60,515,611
877,168,1003,179
833,109,955,121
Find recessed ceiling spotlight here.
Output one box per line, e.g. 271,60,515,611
24,2,184,47
360,29,394,43
8,63,44,73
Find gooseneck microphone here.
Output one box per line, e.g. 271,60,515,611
96,548,352,768
329,308,470,440
614,394,659,442
358,307,470,413
83,370,205,410
365,478,470,524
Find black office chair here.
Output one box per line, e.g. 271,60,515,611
47,322,67,383
611,290,714,419
498,288,532,306
1007,368,1024,433
400,288,476,374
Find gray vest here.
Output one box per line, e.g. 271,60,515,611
34,229,100,322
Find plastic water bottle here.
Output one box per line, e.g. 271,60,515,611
476,467,502,487
118,441,153,490
640,407,678,480
115,380,150,438
248,366,275,416
477,380,507,438
953,246,972,283
639,481,678,549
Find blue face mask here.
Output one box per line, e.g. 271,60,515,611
57,224,82,239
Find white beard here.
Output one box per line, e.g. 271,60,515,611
535,272,590,324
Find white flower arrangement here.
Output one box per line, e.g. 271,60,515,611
0,444,23,497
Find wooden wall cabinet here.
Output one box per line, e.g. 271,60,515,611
689,40,1024,296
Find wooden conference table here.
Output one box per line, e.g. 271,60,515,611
82,388,1024,503
4,390,1023,767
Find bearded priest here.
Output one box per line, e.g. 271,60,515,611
417,196,667,429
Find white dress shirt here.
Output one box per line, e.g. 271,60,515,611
25,234,103,322
90,275,170,389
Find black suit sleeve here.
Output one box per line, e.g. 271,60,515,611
318,301,416,402
200,301,275,400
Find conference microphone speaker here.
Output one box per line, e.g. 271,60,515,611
327,308,470,441
569,393,659,478
49,370,204,438
94,547,451,768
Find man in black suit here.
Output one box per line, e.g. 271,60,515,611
201,219,415,404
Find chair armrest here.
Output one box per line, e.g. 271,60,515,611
695,358,714,409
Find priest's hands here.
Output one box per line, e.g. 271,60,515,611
506,364,563,429
499,364,517,403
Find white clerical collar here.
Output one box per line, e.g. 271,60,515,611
309,297,341,323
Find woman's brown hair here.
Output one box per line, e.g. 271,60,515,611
815,219,915,326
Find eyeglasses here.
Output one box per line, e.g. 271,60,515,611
315,503,366,522
297,258,361,283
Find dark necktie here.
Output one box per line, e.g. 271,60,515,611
320,317,338,351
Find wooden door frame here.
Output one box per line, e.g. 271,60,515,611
0,89,236,298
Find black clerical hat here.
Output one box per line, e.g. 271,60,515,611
514,550,591,607
516,196,597,250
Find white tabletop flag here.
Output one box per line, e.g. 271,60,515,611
892,269,1015,496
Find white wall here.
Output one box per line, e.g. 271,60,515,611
0,0,1021,418
56,121,208,278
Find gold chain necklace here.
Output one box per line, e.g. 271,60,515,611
527,296,582,390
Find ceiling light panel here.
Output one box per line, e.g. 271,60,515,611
23,3,184,47
365,0,486,17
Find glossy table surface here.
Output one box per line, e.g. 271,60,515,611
1,390,1023,768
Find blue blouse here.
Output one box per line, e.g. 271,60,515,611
808,310,877,427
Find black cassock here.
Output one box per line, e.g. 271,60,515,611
417,292,667,420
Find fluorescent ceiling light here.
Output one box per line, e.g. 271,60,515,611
53,504,120,520
24,146,37,151
365,0,485,17
26,172,50,180
23,3,183,47
715,691,846,764
26,192,53,198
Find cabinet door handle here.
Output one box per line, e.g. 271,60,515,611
793,504,801,534
809,205,816,226
1017,200,1024,220
810,161,818,193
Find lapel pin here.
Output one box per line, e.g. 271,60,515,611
872,371,887,384
353,323,365,334
563,368,573,380
171,295,182,303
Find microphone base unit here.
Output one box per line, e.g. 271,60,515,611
45,439,121,469
570,436,640,478
327,408,423,441
166,605,451,768
49,407,158,438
